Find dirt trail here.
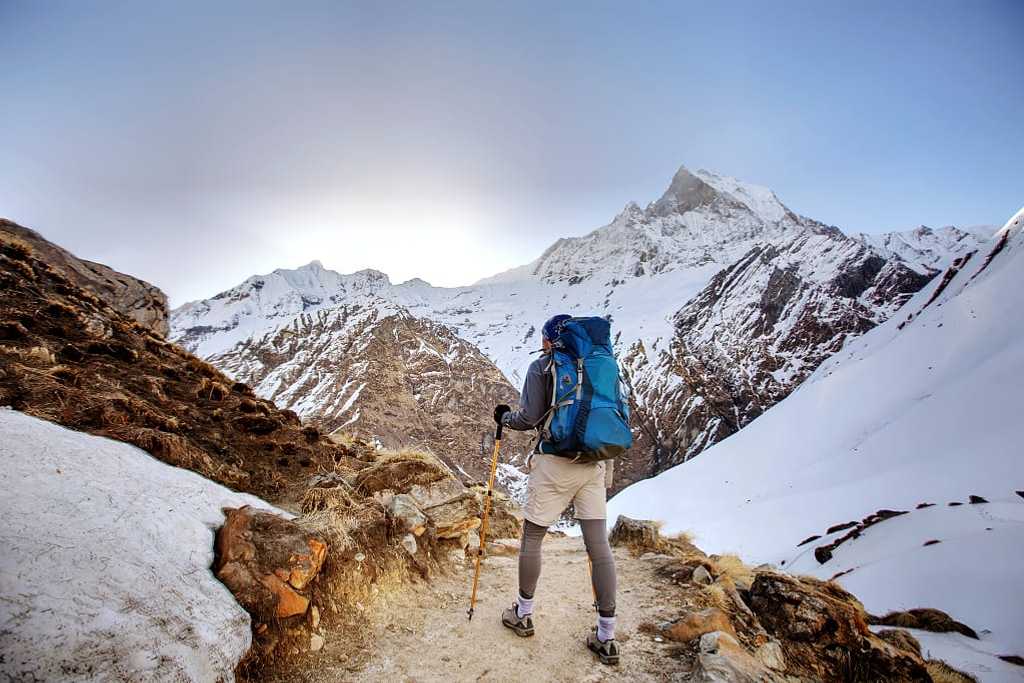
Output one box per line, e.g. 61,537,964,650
320,536,695,682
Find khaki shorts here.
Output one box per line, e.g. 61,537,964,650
523,453,608,528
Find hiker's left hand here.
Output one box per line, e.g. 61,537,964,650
494,404,511,425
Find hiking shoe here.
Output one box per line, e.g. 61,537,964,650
587,629,620,665
501,604,535,637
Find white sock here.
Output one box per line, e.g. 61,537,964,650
516,592,534,617
597,615,616,642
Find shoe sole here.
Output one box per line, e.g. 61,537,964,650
502,620,535,637
588,642,619,665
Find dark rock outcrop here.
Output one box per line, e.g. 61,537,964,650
1,219,169,335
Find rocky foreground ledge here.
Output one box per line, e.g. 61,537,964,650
606,516,976,683
210,444,519,677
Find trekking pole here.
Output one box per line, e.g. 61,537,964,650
467,418,503,620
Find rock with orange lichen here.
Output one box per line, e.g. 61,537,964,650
213,506,327,622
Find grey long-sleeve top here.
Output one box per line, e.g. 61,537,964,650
502,355,552,431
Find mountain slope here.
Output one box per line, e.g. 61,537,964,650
617,224,934,487
855,224,995,274
0,228,355,502
200,300,526,480
609,207,1024,674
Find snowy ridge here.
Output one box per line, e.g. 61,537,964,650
855,224,992,274
610,206,1024,678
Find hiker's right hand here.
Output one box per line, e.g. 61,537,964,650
494,404,511,425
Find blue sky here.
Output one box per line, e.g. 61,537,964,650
1,1,1021,304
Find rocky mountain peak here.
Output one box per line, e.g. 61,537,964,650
649,165,720,218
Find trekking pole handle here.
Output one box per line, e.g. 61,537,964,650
495,420,503,441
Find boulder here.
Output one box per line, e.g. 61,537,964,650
608,515,661,550
423,492,481,539
696,631,777,683
387,494,428,536
214,506,327,621
407,477,466,509
469,485,521,540
692,565,713,585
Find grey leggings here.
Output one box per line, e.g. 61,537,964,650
518,519,617,617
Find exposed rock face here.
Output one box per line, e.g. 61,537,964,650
214,506,328,620
748,572,931,681
617,229,934,489
1,219,169,335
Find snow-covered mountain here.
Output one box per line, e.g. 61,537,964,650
855,224,996,274
171,166,986,486
610,207,1024,680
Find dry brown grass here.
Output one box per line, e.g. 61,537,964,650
302,486,361,515
926,659,978,683
707,553,755,589
871,608,979,639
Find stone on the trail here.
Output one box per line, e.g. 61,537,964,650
310,605,321,629
310,633,325,652
401,533,418,556
608,515,661,550
692,565,713,585
387,493,428,535
664,608,735,643
214,506,327,621
696,631,775,683
424,492,481,539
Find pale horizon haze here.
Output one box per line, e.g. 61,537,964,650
1,1,1021,306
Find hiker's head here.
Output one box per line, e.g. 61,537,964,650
542,314,571,351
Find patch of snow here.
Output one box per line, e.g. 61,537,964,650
0,409,279,682
884,628,1024,683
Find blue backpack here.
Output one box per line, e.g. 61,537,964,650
537,317,632,461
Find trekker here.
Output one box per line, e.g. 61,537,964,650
493,313,627,666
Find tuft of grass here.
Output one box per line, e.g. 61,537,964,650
708,553,755,589
926,659,978,683
302,486,360,515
